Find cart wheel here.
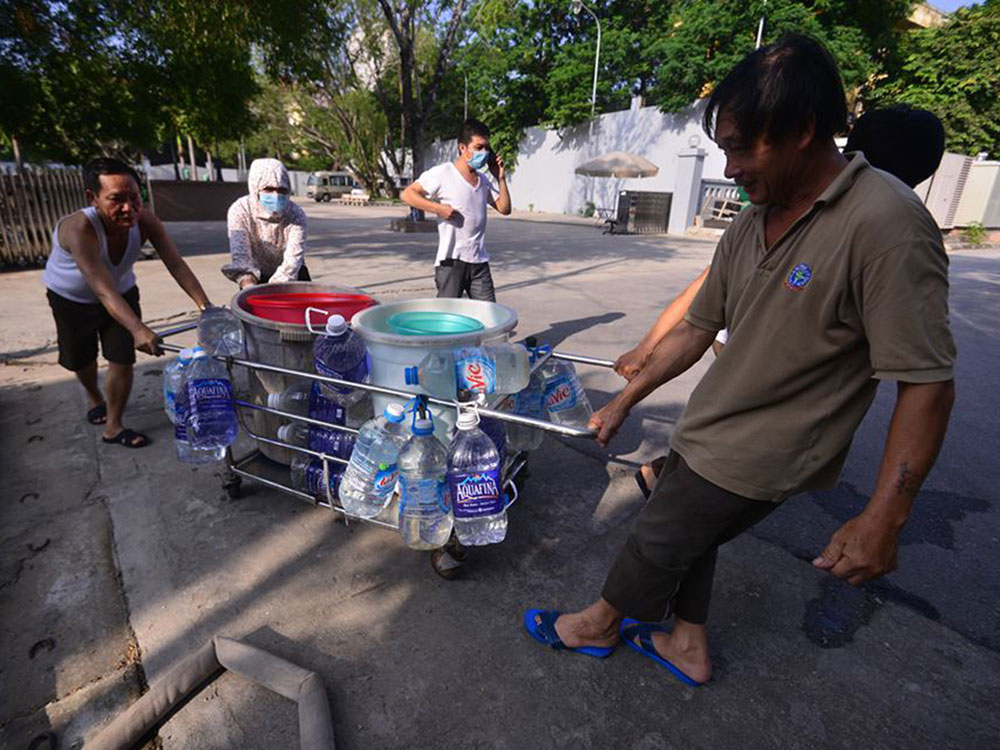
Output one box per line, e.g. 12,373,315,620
445,536,468,562
431,548,464,580
222,475,242,500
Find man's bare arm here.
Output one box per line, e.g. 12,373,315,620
401,181,457,220
140,210,210,311
814,379,955,584
615,267,711,380
591,320,717,445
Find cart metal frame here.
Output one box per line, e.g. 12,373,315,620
159,321,613,577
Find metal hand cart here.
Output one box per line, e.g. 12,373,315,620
159,320,614,578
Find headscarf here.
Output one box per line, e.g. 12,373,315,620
248,158,291,222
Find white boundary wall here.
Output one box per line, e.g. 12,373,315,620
425,100,728,216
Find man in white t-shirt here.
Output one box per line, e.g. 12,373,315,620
401,118,512,301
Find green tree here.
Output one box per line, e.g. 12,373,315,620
870,0,1000,157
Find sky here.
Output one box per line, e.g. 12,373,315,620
931,1,980,11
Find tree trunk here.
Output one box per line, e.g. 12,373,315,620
205,147,214,181
11,134,23,173
187,135,199,181
170,139,181,180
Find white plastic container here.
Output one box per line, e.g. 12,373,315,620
351,299,518,443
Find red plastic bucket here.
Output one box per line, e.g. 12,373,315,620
244,292,377,325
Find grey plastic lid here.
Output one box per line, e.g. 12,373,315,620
412,418,434,436
384,403,405,422
276,424,294,442
267,393,282,409
325,314,348,336
456,410,480,430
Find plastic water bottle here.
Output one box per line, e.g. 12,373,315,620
502,367,546,452
398,417,453,549
163,349,194,425
541,359,593,428
276,422,355,459
479,414,508,466
448,410,507,546
197,305,244,357
290,456,344,501
174,347,226,463
403,343,530,400
313,314,369,404
338,403,409,519
185,348,238,449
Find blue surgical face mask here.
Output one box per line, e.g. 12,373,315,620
259,192,289,212
468,149,489,171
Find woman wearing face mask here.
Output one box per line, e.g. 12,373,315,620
222,158,310,289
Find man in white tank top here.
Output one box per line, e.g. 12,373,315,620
43,158,211,447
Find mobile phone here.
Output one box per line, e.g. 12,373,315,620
487,151,498,170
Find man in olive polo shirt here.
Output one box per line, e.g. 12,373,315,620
524,35,955,686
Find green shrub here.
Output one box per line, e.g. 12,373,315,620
963,222,987,244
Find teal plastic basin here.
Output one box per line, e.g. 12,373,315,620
386,311,485,336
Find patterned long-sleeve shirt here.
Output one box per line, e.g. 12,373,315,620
222,196,308,284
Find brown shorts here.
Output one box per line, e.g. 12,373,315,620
47,286,141,370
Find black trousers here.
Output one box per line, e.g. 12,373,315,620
260,265,312,283
434,260,496,301
601,452,778,624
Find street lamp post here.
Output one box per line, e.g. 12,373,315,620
571,0,601,118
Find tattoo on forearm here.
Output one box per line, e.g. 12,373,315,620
894,461,924,496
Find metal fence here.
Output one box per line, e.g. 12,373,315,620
0,166,87,267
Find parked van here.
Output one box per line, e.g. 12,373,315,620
307,171,360,202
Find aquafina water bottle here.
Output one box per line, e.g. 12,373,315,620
448,410,506,545
184,348,238,449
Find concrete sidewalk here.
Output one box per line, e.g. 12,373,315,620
2,204,998,748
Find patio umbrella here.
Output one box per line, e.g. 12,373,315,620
574,151,659,178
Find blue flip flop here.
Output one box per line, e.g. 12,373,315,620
523,609,615,659
620,618,704,687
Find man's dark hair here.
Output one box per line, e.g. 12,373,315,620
83,157,141,195
845,105,945,188
458,118,490,146
704,35,848,146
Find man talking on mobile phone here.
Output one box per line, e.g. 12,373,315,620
401,118,512,301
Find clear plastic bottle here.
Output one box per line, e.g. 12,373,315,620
541,359,593,428
174,347,226,463
290,456,344,502
163,348,193,425
313,314,370,405
403,342,530,400
197,305,244,357
479,414,508,466
338,403,409,519
276,422,356,459
503,365,546,452
184,348,238,449
448,410,507,546
398,417,453,549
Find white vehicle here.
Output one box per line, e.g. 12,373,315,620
307,171,360,202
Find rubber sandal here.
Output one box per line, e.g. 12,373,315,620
523,609,615,659
620,618,704,687
634,469,651,500
101,428,151,448
86,403,107,425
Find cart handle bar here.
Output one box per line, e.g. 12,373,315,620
157,333,608,439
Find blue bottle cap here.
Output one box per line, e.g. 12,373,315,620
412,418,434,436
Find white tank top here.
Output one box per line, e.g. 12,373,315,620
43,207,142,304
